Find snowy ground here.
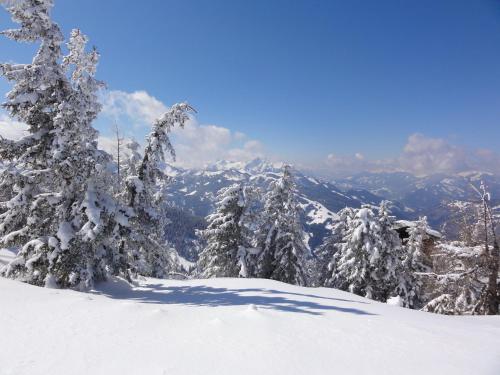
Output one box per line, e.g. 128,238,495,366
1,271,500,374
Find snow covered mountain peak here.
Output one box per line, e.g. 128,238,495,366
204,158,285,175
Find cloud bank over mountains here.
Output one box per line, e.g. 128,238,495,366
323,133,500,177
0,88,498,177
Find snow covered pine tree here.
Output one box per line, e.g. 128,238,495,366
123,103,194,278
398,216,432,308
198,184,255,278
256,165,309,286
0,1,128,288
123,139,142,180
315,207,355,287
330,204,404,302
0,0,67,259
376,201,409,305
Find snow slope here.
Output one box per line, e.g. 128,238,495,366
1,277,499,375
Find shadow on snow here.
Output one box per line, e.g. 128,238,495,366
92,278,375,316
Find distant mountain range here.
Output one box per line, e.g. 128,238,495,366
333,171,500,229
163,159,408,259
163,159,500,260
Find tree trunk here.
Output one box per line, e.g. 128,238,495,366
486,239,499,315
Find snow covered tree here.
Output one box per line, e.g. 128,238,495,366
414,221,497,314
330,204,404,302
0,2,129,289
0,0,197,287
198,184,254,278
314,207,354,287
375,201,406,301
397,216,432,307
112,123,124,191
445,201,478,246
38,28,130,288
330,207,377,298
231,185,262,278
474,182,499,315
0,0,69,250
123,103,194,278
123,138,141,178
110,137,141,205
434,183,499,315
256,165,309,286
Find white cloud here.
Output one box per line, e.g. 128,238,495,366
171,119,265,168
101,90,168,127
97,135,119,156
322,133,500,177
399,133,468,175
227,140,265,163
0,113,28,140
100,90,266,169
234,131,247,141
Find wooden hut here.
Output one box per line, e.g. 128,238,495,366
393,220,442,268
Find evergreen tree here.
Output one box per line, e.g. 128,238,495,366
0,2,127,288
256,165,309,286
404,217,432,273
330,204,404,302
123,138,141,178
0,0,69,251
330,207,379,298
376,201,405,301
398,216,432,308
315,207,354,287
124,103,194,278
198,184,253,278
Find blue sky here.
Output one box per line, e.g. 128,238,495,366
1,0,500,173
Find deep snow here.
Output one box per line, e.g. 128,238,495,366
1,274,499,375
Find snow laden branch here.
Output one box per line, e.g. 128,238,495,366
129,103,195,208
